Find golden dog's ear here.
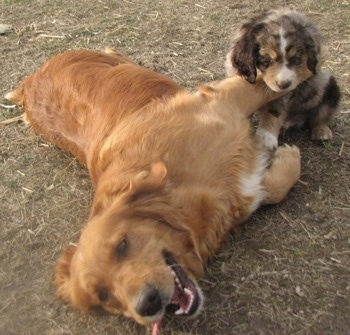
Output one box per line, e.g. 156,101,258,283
55,246,98,312
55,246,77,303
91,161,168,217
196,84,217,100
128,161,168,203
135,161,167,186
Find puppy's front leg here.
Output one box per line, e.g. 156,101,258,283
256,107,287,150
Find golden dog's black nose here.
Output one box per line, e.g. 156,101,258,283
136,284,163,317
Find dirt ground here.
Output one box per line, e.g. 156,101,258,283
0,0,349,334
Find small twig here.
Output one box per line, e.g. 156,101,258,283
333,207,350,211
16,170,25,176
198,67,214,80
0,103,16,109
298,179,309,186
22,187,34,193
53,158,77,182
0,115,23,125
338,141,345,156
280,211,316,244
331,250,350,255
37,34,65,39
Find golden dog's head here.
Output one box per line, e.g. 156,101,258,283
55,162,204,330
225,8,324,92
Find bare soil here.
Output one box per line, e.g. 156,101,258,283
0,1,349,334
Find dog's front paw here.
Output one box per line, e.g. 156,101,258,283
256,128,278,150
274,144,301,161
273,144,301,183
311,125,333,141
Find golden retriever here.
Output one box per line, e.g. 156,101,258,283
6,48,301,334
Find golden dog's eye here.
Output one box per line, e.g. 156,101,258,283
116,237,128,260
98,288,109,302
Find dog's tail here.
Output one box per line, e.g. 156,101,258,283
5,84,24,106
3,84,30,124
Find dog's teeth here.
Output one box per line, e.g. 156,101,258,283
175,307,185,315
184,288,193,297
175,278,182,290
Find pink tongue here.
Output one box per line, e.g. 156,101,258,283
152,321,162,335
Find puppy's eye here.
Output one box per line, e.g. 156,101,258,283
257,55,272,68
289,50,304,65
116,237,128,260
98,288,109,302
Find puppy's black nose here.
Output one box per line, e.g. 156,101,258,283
277,80,292,90
135,284,162,317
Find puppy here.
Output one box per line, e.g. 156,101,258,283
225,8,341,149
6,49,300,334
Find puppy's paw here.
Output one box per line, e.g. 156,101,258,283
311,125,333,141
256,128,278,150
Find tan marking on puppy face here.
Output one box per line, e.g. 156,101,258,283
286,46,299,59
256,27,314,92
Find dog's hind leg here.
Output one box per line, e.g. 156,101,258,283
262,144,301,205
5,84,87,164
310,75,340,141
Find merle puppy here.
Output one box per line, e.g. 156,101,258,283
225,8,341,149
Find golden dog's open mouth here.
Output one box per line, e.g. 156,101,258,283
164,251,202,316
151,251,202,335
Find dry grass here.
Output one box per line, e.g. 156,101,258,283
1,1,349,334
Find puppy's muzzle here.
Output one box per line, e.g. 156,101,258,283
276,79,292,91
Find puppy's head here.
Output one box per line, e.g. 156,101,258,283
225,8,323,92
54,162,203,331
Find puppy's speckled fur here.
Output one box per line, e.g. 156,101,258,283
225,8,341,149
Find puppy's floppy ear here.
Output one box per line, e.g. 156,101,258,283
304,22,322,74
305,36,319,74
228,20,266,84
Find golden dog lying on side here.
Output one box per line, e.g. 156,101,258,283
6,49,300,334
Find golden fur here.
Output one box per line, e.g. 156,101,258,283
6,49,301,333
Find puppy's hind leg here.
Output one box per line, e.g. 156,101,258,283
310,104,337,141
262,145,301,205
310,75,340,141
